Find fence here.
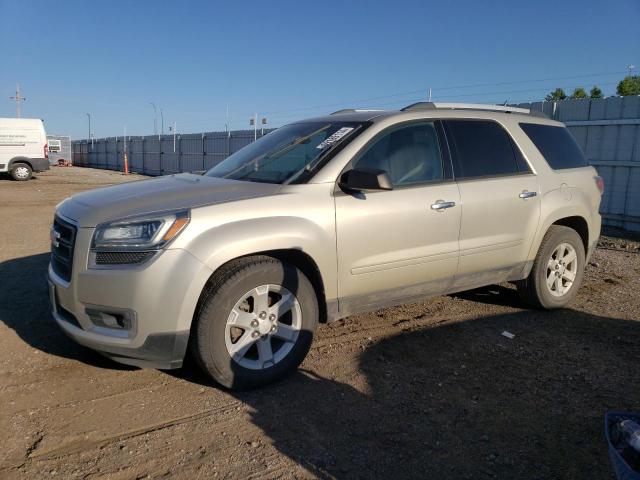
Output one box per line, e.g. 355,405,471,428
72,129,274,176
73,96,640,232
517,96,640,232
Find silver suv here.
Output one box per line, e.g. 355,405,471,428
49,103,603,389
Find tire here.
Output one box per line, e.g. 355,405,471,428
10,163,32,181
191,256,319,389
517,225,586,309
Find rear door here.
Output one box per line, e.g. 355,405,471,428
335,121,461,312
442,119,541,289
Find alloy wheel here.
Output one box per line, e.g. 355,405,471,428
225,284,302,370
546,242,578,297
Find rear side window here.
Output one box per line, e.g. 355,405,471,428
519,123,588,170
444,120,528,179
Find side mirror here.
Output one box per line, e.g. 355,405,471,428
339,168,393,192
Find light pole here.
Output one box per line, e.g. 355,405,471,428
86,113,92,148
250,113,258,141
150,102,158,135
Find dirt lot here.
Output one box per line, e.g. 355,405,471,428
1,167,639,479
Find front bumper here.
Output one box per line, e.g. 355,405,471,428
48,232,213,369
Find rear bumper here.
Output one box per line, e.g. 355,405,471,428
29,157,50,172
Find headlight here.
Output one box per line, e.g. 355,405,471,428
92,210,190,251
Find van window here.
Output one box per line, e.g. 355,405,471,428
519,123,588,170
354,122,444,187
444,120,525,179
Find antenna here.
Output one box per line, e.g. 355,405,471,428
10,83,26,117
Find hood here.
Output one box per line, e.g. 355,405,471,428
57,173,282,227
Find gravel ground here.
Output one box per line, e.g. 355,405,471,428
0,167,639,479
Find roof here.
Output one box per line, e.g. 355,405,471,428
291,102,553,126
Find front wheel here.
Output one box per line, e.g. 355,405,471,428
517,225,586,309
191,256,318,389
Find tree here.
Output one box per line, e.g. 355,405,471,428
570,87,588,99
617,75,640,96
589,86,603,99
545,88,566,102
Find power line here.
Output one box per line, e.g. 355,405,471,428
140,70,629,133
256,81,621,125
259,70,627,116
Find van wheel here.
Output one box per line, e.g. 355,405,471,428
191,256,318,389
10,163,32,181
517,225,585,309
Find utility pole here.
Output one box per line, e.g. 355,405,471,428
150,102,158,135
428,88,432,102
10,84,26,117
160,108,164,136
628,64,636,75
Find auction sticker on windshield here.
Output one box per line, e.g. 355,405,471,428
316,127,354,149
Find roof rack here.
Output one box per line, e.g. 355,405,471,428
330,108,385,115
401,102,548,118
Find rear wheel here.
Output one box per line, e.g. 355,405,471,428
10,163,32,181
191,256,318,389
517,225,585,309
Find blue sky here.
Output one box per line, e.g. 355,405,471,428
1,0,638,139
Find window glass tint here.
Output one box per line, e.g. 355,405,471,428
520,123,588,170
354,122,444,186
445,120,520,179
513,142,531,173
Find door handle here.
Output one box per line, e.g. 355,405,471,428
430,200,456,211
519,190,537,199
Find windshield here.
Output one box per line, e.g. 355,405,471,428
206,121,363,184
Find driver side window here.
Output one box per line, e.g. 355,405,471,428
354,122,444,187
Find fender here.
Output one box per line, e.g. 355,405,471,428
520,186,596,278
178,215,338,301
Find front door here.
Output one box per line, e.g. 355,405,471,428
335,121,461,314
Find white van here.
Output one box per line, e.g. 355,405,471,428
0,117,50,180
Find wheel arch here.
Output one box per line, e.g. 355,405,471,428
193,249,330,329
551,216,589,253
8,157,34,170
521,208,594,280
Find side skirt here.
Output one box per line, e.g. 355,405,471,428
329,262,531,322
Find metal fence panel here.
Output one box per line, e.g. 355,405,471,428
129,138,144,173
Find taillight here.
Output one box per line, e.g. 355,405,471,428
44,143,49,160
595,175,604,195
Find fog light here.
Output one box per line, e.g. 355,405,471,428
85,307,135,331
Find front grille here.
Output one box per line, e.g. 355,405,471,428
95,251,154,265
51,216,77,282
